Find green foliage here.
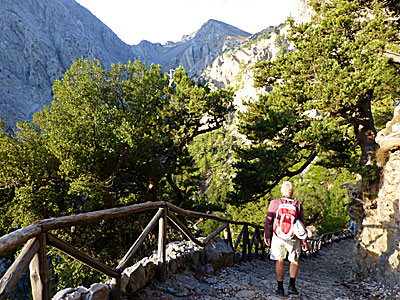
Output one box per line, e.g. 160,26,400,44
293,166,352,233
232,0,400,204
188,121,240,208
0,59,234,289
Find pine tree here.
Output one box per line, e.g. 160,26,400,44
232,0,400,203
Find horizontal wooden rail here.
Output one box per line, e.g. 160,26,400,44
166,202,263,228
38,201,165,232
47,233,120,278
0,224,42,255
4,200,353,300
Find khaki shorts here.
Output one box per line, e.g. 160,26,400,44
270,235,301,262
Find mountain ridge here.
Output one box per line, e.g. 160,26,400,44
0,0,274,127
131,19,251,77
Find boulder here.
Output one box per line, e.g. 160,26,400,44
52,288,74,300
204,237,234,270
87,283,109,300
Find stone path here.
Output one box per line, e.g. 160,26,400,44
136,239,400,300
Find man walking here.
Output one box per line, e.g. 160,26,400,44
264,181,308,296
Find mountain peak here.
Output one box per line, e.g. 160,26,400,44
196,19,251,39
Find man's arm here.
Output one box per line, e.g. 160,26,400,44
297,202,308,251
264,199,278,246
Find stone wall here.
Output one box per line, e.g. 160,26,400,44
52,237,233,300
355,105,400,286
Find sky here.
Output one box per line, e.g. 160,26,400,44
75,0,297,45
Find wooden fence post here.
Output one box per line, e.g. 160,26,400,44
242,225,249,262
258,229,266,260
0,238,39,300
224,224,234,250
158,207,167,282
29,233,51,300
110,276,121,300
254,228,259,259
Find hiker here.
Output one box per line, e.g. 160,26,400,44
348,219,356,233
264,181,308,296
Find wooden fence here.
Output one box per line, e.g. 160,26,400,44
0,201,266,300
0,200,353,300
305,229,354,258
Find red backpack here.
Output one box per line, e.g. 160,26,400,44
273,198,298,240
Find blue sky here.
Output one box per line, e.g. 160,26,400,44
75,0,296,45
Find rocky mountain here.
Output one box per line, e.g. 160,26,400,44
132,19,251,78
200,25,291,113
0,0,135,127
0,1,250,127
199,0,312,113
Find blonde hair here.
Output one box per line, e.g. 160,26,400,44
281,181,294,198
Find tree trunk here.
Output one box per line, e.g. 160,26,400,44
356,89,379,166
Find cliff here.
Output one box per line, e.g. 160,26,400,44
0,1,250,127
355,104,400,286
0,0,135,127
131,19,251,77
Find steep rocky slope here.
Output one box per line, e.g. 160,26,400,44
354,104,400,287
132,19,251,78
200,25,290,112
0,0,135,126
199,0,312,112
0,1,250,127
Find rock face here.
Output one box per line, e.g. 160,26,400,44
200,25,291,113
199,0,312,113
132,19,251,78
356,104,400,286
0,0,250,128
0,0,135,127
293,0,313,23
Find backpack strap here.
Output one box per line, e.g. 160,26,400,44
283,198,299,219
275,198,283,218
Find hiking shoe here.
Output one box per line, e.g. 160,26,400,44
288,285,299,295
276,288,285,296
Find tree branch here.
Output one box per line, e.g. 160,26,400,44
286,150,318,177
166,173,184,206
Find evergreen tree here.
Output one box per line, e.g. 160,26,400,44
232,0,400,204
0,59,234,289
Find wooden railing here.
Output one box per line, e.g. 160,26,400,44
304,229,354,258
0,201,265,300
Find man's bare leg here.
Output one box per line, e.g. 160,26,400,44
276,259,284,281
289,261,299,278
288,261,300,294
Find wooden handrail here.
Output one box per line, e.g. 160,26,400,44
0,224,42,255
38,201,166,232
2,200,353,300
166,202,263,228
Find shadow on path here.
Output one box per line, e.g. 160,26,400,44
138,239,400,299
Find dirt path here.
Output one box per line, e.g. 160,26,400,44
137,239,400,300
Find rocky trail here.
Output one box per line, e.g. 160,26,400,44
137,239,400,300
